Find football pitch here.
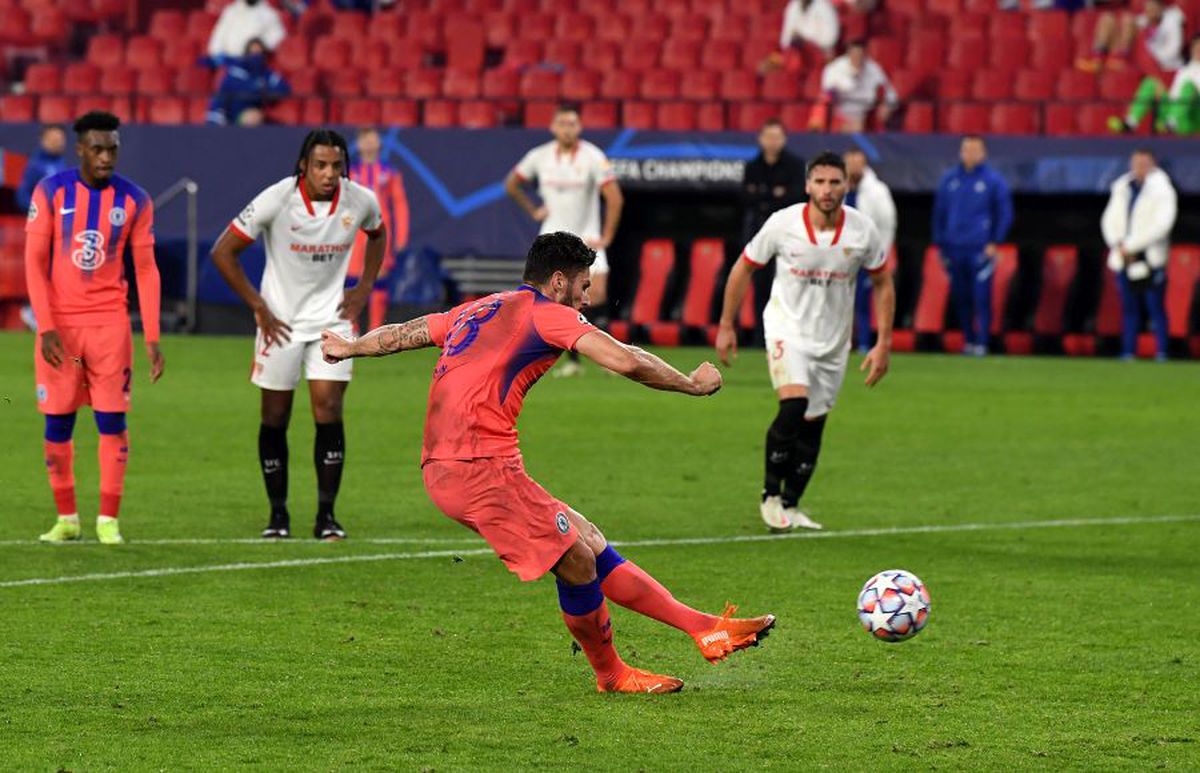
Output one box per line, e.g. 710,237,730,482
0,331,1196,769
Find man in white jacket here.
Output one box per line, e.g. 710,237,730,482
845,149,897,353
1101,149,1177,360
208,0,286,59
811,42,898,133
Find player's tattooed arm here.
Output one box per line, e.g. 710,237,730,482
575,331,722,396
321,317,435,363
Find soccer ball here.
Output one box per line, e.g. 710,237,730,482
857,569,931,642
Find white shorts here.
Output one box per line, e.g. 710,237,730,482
763,336,847,418
251,325,352,391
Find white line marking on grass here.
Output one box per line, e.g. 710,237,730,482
1,514,1196,589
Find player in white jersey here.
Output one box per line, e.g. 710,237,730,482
211,129,386,541
715,151,895,532
506,103,623,376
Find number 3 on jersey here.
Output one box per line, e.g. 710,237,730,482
445,299,503,356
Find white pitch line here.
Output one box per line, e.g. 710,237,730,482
0,514,1196,590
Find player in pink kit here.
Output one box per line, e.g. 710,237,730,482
321,232,776,694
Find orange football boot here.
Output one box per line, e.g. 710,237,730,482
693,604,777,664
598,667,684,694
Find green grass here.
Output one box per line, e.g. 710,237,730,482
0,331,1197,770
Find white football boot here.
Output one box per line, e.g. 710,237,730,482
782,505,823,530
760,495,792,533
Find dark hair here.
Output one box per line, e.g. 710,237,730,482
847,39,867,49
806,150,846,178
73,111,120,136
522,232,595,285
555,102,581,117
760,118,786,132
1132,147,1155,159
356,126,379,137
294,128,350,178
961,133,986,145
40,123,65,136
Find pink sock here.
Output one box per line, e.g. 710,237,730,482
44,439,76,515
98,431,128,517
601,561,717,636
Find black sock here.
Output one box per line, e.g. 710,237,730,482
314,422,345,518
785,415,827,508
764,398,808,500
258,423,289,516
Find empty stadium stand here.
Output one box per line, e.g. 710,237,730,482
4,0,1200,130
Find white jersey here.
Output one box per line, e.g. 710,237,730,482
513,139,615,242
743,203,886,359
231,176,383,341
851,166,897,256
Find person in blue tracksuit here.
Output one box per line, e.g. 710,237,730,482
201,38,290,126
16,125,68,211
932,135,1013,355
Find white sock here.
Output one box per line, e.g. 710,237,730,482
97,515,118,525
58,514,79,524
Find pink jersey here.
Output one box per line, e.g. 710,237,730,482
423,285,595,463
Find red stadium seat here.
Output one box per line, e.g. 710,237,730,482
274,38,310,72
940,104,989,133
482,68,519,99
697,103,726,130
991,243,1019,338
1056,70,1098,101
146,97,187,125
313,38,351,72
1094,267,1123,338
544,41,582,69
325,70,365,98
460,100,499,128
1030,10,1069,41
443,69,481,99
519,70,560,100
553,12,595,43
1014,70,1055,102
901,102,934,133
330,12,367,41
126,37,162,70
186,11,217,43
186,96,210,124
0,95,35,122
1032,245,1078,338
779,103,814,131
30,8,69,45
761,71,800,102
729,102,777,132
600,71,639,100
380,99,419,127
285,70,320,96
621,42,660,72
641,69,681,100
680,70,718,100
681,238,726,342
137,69,174,96
405,69,443,99
515,12,555,42
1166,245,1200,339
561,70,599,101
904,32,945,75
720,71,759,101
914,247,950,335
927,0,962,16
265,98,300,126
622,101,657,129
524,100,558,127
86,34,124,67
988,12,1026,38
23,63,61,95
503,40,542,69
868,39,904,73
936,71,971,100
1030,44,1071,73
148,8,186,39
482,11,516,46
1044,104,1077,135
596,14,632,42
162,40,202,69
971,70,1014,102
37,96,74,124
1099,70,1142,101
406,11,445,47
447,22,485,71
661,39,700,71
890,70,933,101
670,16,708,42
1076,103,1121,135
987,36,1029,72
174,67,214,96
581,101,618,128
423,100,459,128
657,102,697,130
991,103,1038,135
608,239,676,343
948,38,987,71
703,40,740,72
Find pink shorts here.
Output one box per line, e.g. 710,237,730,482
34,323,132,415
422,456,578,582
